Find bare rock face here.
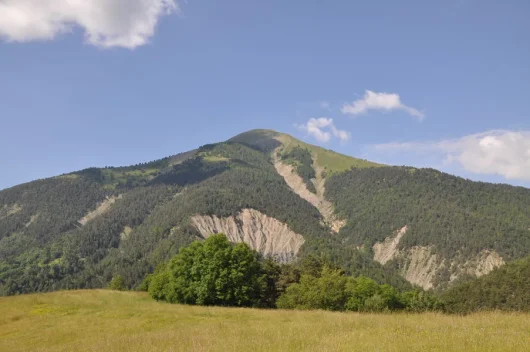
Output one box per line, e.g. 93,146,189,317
25,214,39,227
373,226,408,265
191,209,305,263
373,226,505,290
273,154,344,233
78,195,121,226
120,226,133,241
401,246,441,290
373,226,439,289
456,250,505,279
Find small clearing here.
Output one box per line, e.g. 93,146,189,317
0,203,22,219
78,195,121,226
120,226,133,241
24,214,39,227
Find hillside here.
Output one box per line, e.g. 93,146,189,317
1,129,529,295
326,166,530,290
442,256,530,313
1,290,528,352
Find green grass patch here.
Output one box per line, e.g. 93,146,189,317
0,290,528,352
202,155,230,162
276,134,381,175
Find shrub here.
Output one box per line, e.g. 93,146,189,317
108,275,125,291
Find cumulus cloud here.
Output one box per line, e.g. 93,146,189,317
342,90,425,120
0,0,178,48
296,118,350,143
370,130,530,181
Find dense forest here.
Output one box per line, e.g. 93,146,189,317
326,166,530,262
441,256,530,313
1,129,529,310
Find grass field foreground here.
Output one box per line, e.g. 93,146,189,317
0,290,529,352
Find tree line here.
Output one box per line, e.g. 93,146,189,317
142,234,441,312
140,235,530,314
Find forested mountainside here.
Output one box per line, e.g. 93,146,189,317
326,167,530,290
441,256,530,313
1,129,529,297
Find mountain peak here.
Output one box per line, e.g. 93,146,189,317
229,128,381,174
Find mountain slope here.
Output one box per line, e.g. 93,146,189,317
1,129,529,295
0,132,407,295
441,256,530,313
326,166,530,289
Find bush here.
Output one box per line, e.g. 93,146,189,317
400,290,443,312
277,267,349,311
108,275,125,291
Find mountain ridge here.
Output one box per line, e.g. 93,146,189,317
1,129,528,295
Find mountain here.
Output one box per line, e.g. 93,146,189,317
1,129,529,295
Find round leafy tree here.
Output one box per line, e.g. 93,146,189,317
148,234,262,307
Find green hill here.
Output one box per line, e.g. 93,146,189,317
1,129,529,298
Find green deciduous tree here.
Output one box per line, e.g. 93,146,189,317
148,234,262,307
277,267,349,311
276,266,427,313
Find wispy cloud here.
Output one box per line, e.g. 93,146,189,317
296,118,350,143
319,101,331,111
342,90,425,120
0,0,179,49
368,130,530,181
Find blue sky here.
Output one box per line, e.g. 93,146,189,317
0,0,529,190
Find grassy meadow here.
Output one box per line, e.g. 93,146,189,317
0,290,528,352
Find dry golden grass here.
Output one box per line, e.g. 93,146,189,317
0,290,528,352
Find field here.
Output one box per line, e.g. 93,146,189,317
0,290,528,352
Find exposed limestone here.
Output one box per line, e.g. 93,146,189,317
0,203,22,219
373,226,408,265
373,227,506,289
401,246,440,290
273,153,345,233
473,250,504,276
25,214,39,228
459,250,505,278
120,226,133,241
191,208,304,263
373,228,441,289
78,195,121,226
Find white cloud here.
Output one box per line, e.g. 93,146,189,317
0,0,178,49
342,90,425,120
296,117,350,143
371,130,530,181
